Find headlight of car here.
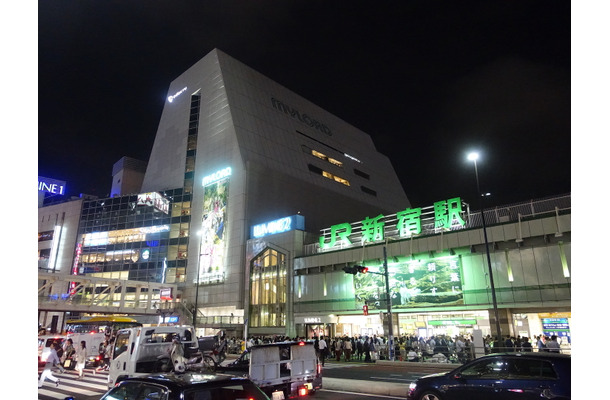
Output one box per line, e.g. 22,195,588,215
409,382,417,390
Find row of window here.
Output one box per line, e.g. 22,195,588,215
301,143,377,196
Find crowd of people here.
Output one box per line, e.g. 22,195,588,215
307,333,567,365
208,332,566,365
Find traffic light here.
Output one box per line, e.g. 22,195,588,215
342,265,357,275
355,265,368,274
342,265,368,275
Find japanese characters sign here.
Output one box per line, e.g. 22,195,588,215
319,197,467,251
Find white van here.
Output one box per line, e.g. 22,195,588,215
108,326,198,388
38,335,66,365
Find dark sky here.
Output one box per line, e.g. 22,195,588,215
38,0,570,208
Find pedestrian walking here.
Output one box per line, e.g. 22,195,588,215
61,338,76,370
38,342,61,388
317,336,327,366
521,337,533,352
334,337,343,361
343,337,352,361
75,340,94,379
536,335,546,352
546,335,561,353
356,337,363,360
364,337,372,362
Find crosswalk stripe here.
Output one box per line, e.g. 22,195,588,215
38,371,110,400
56,377,108,391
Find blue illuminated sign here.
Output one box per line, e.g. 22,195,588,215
38,176,66,195
251,215,305,238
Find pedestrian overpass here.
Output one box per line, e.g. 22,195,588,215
37,272,188,317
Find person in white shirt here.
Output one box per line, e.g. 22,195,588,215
38,343,61,388
75,340,94,379
317,336,327,366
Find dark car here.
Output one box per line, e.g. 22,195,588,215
98,372,271,400
407,352,571,400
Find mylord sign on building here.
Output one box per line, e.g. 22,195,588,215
38,176,66,196
318,197,467,251
250,215,305,239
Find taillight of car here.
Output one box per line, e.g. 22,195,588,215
298,341,305,346
298,386,308,396
317,363,322,375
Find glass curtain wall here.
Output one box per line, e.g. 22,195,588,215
249,249,287,328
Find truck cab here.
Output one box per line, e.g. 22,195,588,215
108,326,198,388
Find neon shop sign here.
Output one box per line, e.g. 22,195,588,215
251,215,305,239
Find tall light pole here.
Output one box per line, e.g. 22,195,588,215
467,152,502,343
193,231,203,327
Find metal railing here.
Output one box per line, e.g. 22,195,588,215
38,272,179,315
194,315,245,327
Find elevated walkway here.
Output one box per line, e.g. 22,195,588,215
38,272,182,316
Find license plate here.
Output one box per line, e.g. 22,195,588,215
271,391,285,400
305,383,313,390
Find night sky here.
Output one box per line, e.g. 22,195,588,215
37,0,571,208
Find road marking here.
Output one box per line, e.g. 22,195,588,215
321,388,405,399
369,376,411,382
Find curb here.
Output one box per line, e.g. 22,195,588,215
323,377,408,397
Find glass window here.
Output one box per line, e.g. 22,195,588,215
461,358,508,378
508,359,558,379
250,248,286,327
102,382,168,400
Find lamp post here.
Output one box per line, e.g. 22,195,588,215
467,152,502,343
193,232,203,327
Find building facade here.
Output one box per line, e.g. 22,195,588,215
288,195,571,343
59,48,410,336
39,49,571,344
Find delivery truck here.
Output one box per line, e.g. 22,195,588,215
218,341,322,399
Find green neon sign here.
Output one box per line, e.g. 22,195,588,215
319,197,466,250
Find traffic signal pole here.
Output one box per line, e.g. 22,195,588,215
344,247,394,361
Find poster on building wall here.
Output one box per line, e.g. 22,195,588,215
198,172,230,284
353,256,463,310
542,317,571,344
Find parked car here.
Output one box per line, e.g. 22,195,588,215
98,372,271,400
407,352,571,400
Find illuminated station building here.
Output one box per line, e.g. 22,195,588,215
43,49,571,343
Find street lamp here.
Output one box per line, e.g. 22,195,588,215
193,231,203,327
467,152,502,343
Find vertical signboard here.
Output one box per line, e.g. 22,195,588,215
198,167,231,284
